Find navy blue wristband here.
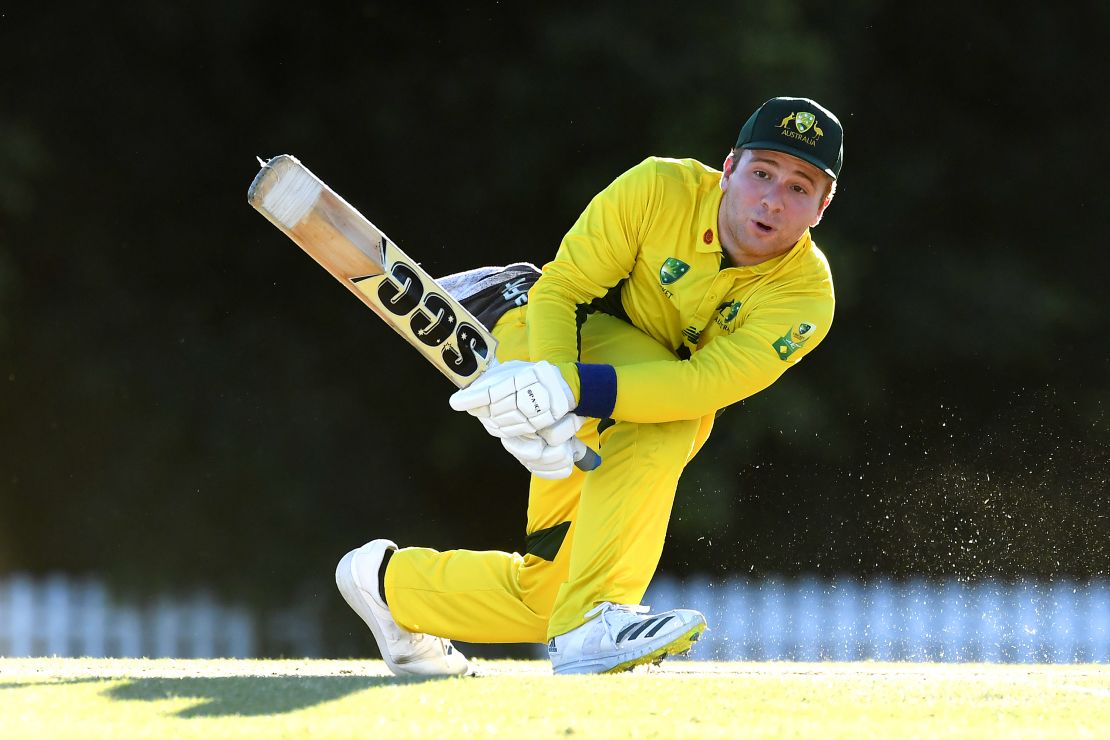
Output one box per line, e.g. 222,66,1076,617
575,363,617,419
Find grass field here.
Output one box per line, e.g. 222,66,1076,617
1,658,1108,738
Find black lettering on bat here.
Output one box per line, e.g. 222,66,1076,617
410,292,457,347
378,261,424,316
444,322,489,377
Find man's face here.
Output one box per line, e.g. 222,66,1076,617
718,148,831,260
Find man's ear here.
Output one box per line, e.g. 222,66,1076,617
811,191,833,227
720,152,736,191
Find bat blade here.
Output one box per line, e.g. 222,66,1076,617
248,154,601,471
248,154,494,389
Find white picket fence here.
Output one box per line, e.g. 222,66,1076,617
2,573,1108,662
0,574,257,659
646,575,1110,663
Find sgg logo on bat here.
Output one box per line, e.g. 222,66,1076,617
358,245,489,378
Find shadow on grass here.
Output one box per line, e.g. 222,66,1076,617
0,678,106,690
106,674,448,717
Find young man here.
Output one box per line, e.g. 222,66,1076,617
336,97,843,676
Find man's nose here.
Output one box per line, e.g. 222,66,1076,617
761,186,785,212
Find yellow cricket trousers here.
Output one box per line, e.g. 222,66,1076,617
385,307,713,641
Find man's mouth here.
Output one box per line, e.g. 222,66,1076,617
753,220,774,233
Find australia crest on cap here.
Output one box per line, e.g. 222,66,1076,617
736,96,844,178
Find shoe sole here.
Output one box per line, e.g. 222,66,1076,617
604,619,707,674
335,547,407,676
336,547,472,678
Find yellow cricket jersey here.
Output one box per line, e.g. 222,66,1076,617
528,156,836,423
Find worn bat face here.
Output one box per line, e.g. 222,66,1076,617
248,155,496,388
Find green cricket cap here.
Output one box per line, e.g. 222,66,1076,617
735,97,844,179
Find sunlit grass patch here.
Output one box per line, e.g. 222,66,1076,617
0,659,1107,738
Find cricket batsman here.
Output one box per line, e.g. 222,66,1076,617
336,97,844,675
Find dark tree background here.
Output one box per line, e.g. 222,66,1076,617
1,3,1107,649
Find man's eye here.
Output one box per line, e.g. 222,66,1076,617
753,169,769,178
792,184,808,194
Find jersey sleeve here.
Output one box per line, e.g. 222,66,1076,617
610,290,835,423
527,158,659,398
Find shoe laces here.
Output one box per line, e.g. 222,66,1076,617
584,602,650,641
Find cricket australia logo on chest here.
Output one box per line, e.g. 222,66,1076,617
658,257,690,298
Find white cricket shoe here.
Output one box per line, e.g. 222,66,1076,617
336,539,472,677
547,602,707,675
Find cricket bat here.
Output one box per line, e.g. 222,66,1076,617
247,155,600,471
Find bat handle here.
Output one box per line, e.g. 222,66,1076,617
571,439,602,471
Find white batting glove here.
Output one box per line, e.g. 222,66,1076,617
536,412,584,446
500,434,576,480
450,360,578,438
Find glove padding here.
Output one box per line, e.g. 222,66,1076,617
450,360,578,437
501,434,577,480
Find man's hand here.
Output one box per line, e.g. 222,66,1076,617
450,360,577,437
500,434,577,480
452,359,600,477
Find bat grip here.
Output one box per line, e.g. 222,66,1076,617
571,439,603,471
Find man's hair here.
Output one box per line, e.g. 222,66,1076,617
728,147,837,204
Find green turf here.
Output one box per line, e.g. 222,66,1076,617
1,659,1107,738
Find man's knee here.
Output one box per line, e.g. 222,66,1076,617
518,523,574,621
